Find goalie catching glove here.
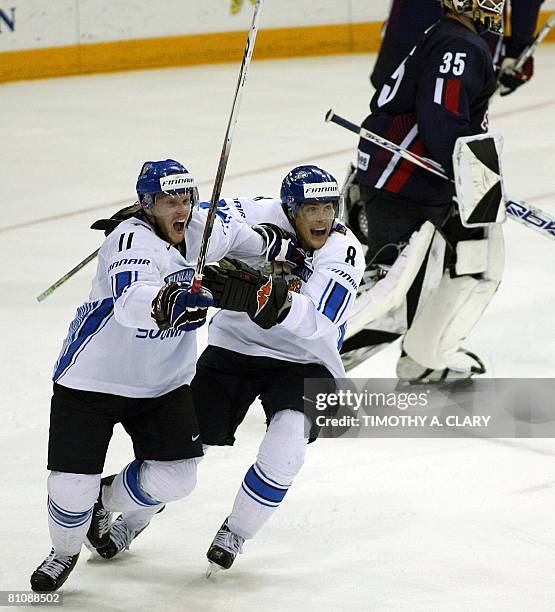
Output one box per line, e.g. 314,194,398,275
151,283,213,332
202,259,291,329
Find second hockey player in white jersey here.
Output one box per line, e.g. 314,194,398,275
30,159,299,592
190,165,366,573
194,166,440,572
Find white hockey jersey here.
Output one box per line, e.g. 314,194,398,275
53,209,265,397
205,197,365,379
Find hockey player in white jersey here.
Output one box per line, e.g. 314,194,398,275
187,165,365,573
30,159,298,592
193,165,439,573
193,164,441,572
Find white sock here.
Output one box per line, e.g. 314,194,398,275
228,410,309,540
47,471,100,556
103,458,199,531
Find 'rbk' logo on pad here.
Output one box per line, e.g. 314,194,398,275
303,182,339,199
160,174,196,191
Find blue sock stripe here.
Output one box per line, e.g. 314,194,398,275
123,460,161,507
243,465,289,505
48,497,92,518
47,507,92,526
253,463,289,489
47,499,92,528
241,482,279,508
48,508,91,529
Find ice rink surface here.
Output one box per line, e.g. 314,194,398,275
1,47,555,611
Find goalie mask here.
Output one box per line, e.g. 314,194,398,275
441,0,505,34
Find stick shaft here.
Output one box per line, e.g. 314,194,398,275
326,110,555,243
505,198,555,241
36,247,100,302
514,13,555,71
192,0,264,292
326,110,449,180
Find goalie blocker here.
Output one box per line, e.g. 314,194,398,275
453,133,507,227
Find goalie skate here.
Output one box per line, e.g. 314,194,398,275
396,350,486,384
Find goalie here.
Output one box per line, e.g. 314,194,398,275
343,0,507,381
371,0,544,97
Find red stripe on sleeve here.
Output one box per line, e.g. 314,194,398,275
444,79,461,115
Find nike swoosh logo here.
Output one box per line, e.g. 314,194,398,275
191,434,200,441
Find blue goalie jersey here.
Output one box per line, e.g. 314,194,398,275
358,16,496,204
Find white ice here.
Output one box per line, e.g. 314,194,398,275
1,48,554,611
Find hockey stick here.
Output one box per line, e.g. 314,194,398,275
495,12,555,92
36,3,263,302
191,0,264,293
505,197,555,240
36,247,100,302
514,12,555,71
325,110,448,179
35,202,140,302
325,109,555,242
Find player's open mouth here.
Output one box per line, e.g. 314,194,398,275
310,228,327,237
173,220,186,232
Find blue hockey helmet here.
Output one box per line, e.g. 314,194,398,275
280,165,340,219
136,159,199,209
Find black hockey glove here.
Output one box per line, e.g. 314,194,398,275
202,259,291,330
253,223,307,270
151,283,213,332
498,37,534,97
90,202,142,236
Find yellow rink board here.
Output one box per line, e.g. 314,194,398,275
0,12,553,84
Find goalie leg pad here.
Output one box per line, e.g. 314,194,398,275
346,221,444,337
402,226,504,372
455,239,488,275
454,224,504,279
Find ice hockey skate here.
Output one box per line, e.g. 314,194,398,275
30,548,79,592
94,515,145,559
86,474,116,549
206,519,245,577
396,350,486,384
